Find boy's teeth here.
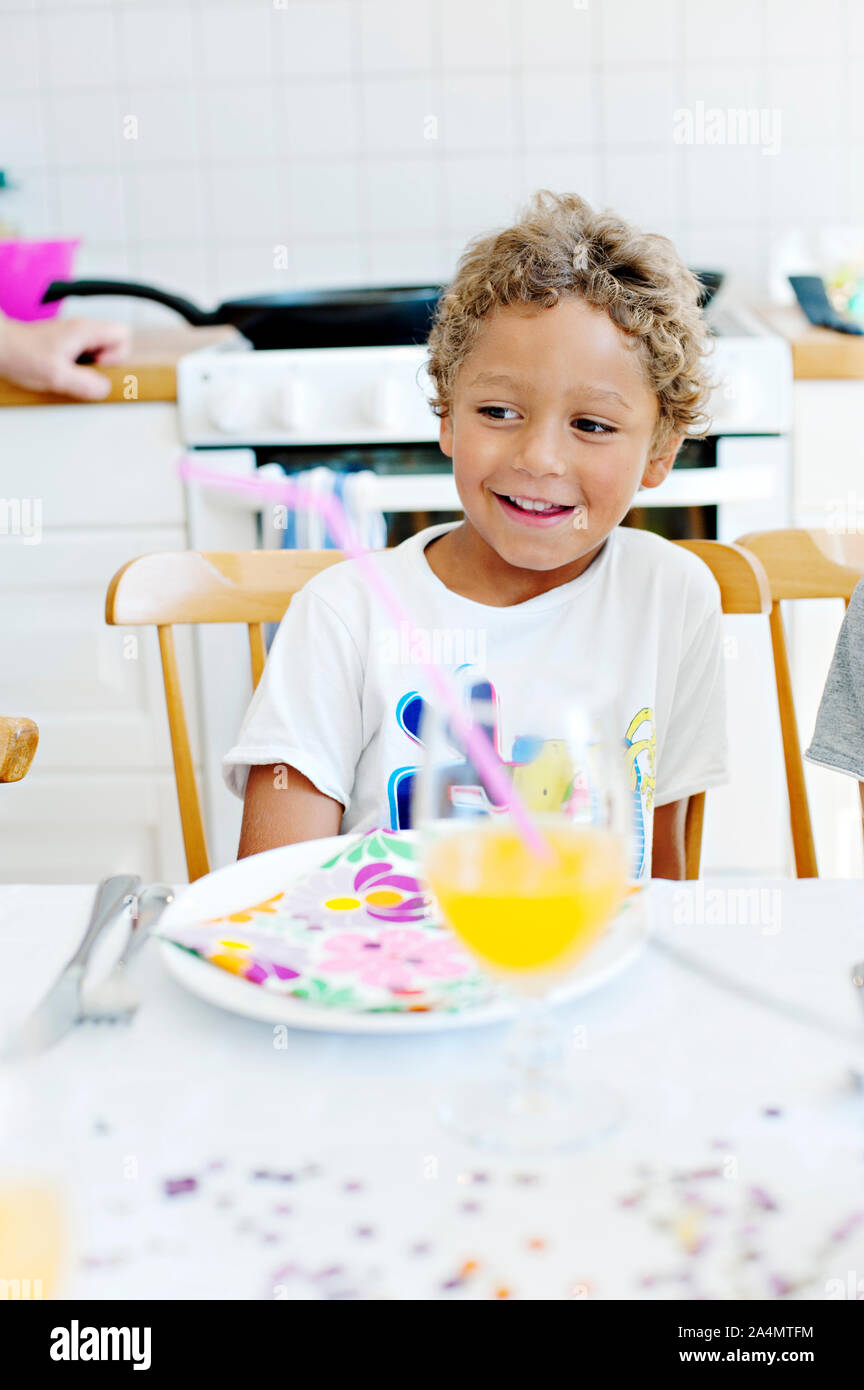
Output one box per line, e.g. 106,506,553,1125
507,495,564,513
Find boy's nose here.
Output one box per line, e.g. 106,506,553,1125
511,431,568,478
511,417,572,478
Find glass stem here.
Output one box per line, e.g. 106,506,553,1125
504,995,565,1107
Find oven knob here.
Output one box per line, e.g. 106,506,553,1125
363,377,403,429
274,378,312,431
206,381,257,434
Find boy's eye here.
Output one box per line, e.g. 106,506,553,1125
574,418,616,435
477,406,616,434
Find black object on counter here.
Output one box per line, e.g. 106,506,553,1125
788,274,864,336
692,268,724,309
44,266,725,349
41,280,444,351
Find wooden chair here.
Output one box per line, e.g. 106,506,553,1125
0,717,39,783
106,550,345,881
673,541,772,878
735,529,864,878
107,541,771,883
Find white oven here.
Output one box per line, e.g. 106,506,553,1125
179,304,793,875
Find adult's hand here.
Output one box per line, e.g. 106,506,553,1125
0,314,131,400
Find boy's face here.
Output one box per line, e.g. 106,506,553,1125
438,296,680,575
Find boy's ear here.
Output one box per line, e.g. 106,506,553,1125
641,434,683,489
439,412,454,458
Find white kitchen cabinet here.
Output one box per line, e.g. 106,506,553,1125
0,401,203,884
1,402,186,528
0,526,200,770
0,773,188,885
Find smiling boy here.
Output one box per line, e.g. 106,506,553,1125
225,192,728,879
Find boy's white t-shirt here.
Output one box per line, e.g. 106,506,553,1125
223,522,728,879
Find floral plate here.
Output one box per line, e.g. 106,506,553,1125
157,831,648,1035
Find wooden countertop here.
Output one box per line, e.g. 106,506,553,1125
0,325,241,406
756,305,864,380
7,306,862,399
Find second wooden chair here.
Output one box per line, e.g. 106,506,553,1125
736,528,864,878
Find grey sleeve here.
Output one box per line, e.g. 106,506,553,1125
805,579,864,780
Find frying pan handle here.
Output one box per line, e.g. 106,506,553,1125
41,279,221,327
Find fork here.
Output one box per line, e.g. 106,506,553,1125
81,883,174,1024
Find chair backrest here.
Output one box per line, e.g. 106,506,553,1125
106,540,771,883
673,541,772,878
736,529,864,878
736,528,864,602
0,716,39,783
106,550,347,881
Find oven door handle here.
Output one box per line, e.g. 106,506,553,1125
188,465,464,515
638,464,777,508
349,471,461,513
184,461,291,513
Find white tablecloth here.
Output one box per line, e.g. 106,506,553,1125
2,878,864,1301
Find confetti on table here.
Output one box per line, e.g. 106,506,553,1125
76,1136,864,1302
163,1177,197,1197
830,1211,864,1242
749,1185,779,1212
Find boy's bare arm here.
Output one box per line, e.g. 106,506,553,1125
237,763,343,859
651,798,688,880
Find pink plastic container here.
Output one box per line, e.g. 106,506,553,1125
0,239,79,321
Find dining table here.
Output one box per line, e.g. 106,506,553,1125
2,875,864,1303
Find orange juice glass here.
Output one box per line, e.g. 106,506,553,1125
415,684,633,1153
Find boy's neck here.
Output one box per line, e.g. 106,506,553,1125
423,520,608,607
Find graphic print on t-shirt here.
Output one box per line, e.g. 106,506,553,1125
386,674,657,879
624,707,656,879
386,674,525,829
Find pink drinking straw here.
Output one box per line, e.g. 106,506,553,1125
178,454,550,860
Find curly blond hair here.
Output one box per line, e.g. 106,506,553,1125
426,190,712,448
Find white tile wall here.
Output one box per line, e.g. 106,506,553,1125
2,0,862,323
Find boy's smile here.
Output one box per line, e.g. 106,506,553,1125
430,296,681,606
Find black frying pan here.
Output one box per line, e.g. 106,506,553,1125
42,268,723,352
41,280,444,351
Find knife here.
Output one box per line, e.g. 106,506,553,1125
1,873,141,1060
652,936,864,1053
80,883,175,1021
